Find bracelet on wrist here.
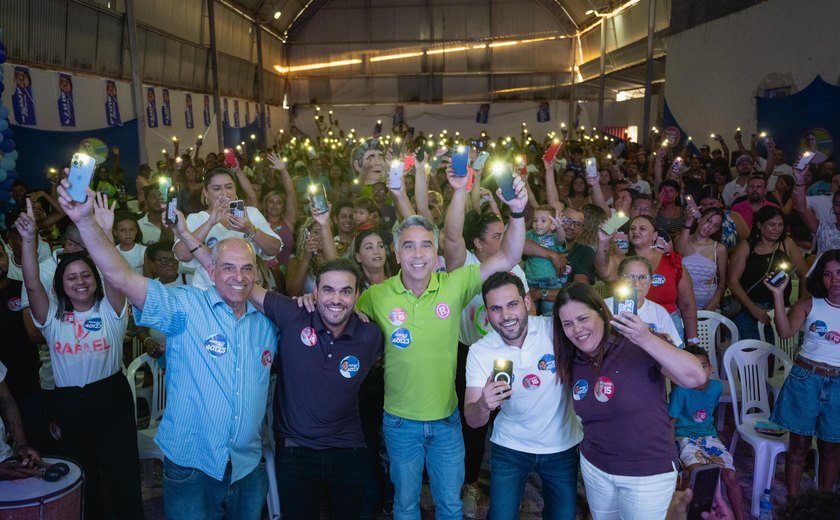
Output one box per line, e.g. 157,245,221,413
188,243,204,254
246,228,257,239
509,211,526,219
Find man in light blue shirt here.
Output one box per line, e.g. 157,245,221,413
57,187,277,520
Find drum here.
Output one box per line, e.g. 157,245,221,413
0,457,84,519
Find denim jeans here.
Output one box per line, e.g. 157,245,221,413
488,443,579,520
163,457,268,520
731,303,774,342
276,446,367,520
382,408,465,520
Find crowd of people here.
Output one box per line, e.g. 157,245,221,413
0,117,839,520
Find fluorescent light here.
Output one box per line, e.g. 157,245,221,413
370,52,424,62
488,41,518,48
426,47,468,55
274,59,362,73
273,11,281,19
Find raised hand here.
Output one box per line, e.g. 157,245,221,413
228,210,256,237
446,164,469,192
610,311,654,345
56,181,96,224
265,152,286,172
497,175,528,213
310,203,332,227
93,192,116,236
14,198,38,241
479,376,511,412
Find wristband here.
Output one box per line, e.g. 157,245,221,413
188,243,204,254
245,228,257,239
510,211,526,219
686,337,699,344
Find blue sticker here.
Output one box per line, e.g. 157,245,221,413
810,320,828,336
538,354,556,374
340,355,360,378
391,327,412,349
651,274,666,287
84,318,103,331
206,236,218,250
204,333,228,357
647,322,658,332
573,379,588,401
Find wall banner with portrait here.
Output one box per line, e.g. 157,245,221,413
104,80,122,127
161,88,172,126
12,66,37,126
146,87,158,128
56,72,76,127
185,93,194,129
757,75,840,164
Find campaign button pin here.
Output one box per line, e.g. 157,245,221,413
84,318,103,331
339,355,360,378
391,327,412,349
573,379,589,401
261,350,272,367
435,302,450,320
522,374,541,390
388,308,407,326
300,327,317,347
693,409,708,422
594,376,615,402
6,297,22,312
204,333,228,357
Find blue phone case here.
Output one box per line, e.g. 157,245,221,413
496,166,516,201
67,154,95,202
452,149,470,177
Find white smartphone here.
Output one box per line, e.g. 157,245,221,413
585,157,598,179
387,160,404,190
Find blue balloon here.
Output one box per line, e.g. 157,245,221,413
0,83,4,95
6,150,17,161
0,66,4,81
1,129,11,138
0,133,4,144
0,179,12,190
0,170,7,183
6,170,16,179
0,157,15,171
0,50,6,64
0,139,14,153
0,120,6,132
0,106,7,119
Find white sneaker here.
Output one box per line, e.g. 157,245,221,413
462,483,480,519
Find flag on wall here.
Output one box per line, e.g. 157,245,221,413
223,98,230,127
203,95,211,127
476,104,489,124
245,102,251,125
161,88,172,126
146,87,158,128
234,100,240,127
266,109,271,129
185,93,194,129
12,66,37,125
537,102,550,123
56,73,76,127
104,80,122,127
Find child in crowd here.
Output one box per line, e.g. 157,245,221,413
352,196,381,232
668,345,745,520
524,204,566,315
114,212,148,275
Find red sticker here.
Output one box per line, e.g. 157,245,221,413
388,308,407,326
435,302,450,320
300,327,317,347
6,297,22,312
522,374,541,390
693,409,707,422
261,350,272,367
594,376,615,402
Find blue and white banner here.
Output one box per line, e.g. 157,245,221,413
185,93,194,129
104,80,121,127
146,87,158,128
12,66,37,126
57,73,76,127
203,95,211,127
234,100,240,127
223,98,230,127
245,102,251,125
161,88,172,126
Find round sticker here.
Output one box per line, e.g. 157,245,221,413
573,379,589,401
435,302,450,320
391,327,412,349
84,318,103,332
810,320,828,336
6,297,22,312
522,374,541,390
300,327,317,347
261,350,272,367
204,333,228,357
537,354,556,374
388,308,407,326
206,236,218,250
693,409,708,423
826,331,840,344
472,304,490,336
339,355,360,378
651,274,666,287
594,376,615,402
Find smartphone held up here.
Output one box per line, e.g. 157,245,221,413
67,153,95,202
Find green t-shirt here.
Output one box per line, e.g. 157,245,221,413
524,229,566,281
357,264,482,421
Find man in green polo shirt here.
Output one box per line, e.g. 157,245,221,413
356,169,528,520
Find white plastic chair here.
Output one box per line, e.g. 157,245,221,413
696,310,739,429
722,340,793,517
758,309,800,401
126,353,166,487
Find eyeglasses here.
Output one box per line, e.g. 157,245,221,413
562,217,584,228
622,274,651,283
154,257,178,265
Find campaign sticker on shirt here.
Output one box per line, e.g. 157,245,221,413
388,308,407,326
339,355,360,378
537,354,556,374
261,350,272,367
300,327,318,347
826,331,840,344
435,302,451,320
522,374,541,390
206,236,218,250
810,320,828,336
63,313,76,324
204,333,228,357
651,274,666,287
647,322,658,332
6,297,22,312
84,318,103,332
594,376,615,402
573,379,589,401
693,409,708,422
391,327,412,349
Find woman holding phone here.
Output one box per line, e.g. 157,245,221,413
553,283,705,519
16,194,144,519
173,166,281,289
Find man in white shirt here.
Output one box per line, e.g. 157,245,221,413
464,272,582,520
722,155,754,207
137,185,171,245
625,162,651,195
0,360,42,479
755,146,793,191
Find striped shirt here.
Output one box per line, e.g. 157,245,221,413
133,280,278,482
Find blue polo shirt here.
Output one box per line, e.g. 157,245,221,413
264,292,383,449
133,280,278,482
